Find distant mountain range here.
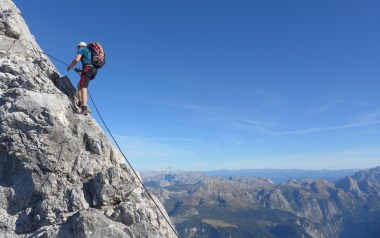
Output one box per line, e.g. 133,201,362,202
141,167,380,238
204,169,359,183
144,168,359,183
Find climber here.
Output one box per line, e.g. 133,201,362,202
66,42,97,115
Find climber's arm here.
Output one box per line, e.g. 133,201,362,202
66,54,82,72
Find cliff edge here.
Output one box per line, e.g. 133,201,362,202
0,0,177,237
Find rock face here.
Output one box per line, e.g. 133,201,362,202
0,1,177,237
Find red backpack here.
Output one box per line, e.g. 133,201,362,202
88,42,106,69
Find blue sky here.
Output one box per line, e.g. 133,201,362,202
14,0,380,171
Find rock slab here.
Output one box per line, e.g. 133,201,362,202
0,0,177,237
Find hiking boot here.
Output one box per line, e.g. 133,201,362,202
77,101,83,108
80,105,90,115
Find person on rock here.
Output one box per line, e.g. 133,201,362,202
66,42,97,115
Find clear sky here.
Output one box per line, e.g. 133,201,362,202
13,0,380,171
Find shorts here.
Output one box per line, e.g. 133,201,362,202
79,66,97,89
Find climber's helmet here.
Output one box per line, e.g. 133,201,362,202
77,42,87,49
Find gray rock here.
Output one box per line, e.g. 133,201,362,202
0,0,177,237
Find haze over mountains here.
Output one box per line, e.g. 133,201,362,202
142,167,380,238
206,168,359,183
148,168,359,183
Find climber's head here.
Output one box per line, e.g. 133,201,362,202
77,42,87,49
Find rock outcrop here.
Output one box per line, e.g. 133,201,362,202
0,0,177,237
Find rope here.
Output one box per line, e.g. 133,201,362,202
7,39,68,70
44,51,70,67
5,39,17,56
8,38,180,237
87,90,180,238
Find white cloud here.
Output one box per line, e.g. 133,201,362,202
276,120,380,136
112,135,202,170
129,96,268,132
350,110,380,124
277,108,380,136
115,135,197,159
227,118,266,131
129,96,258,115
306,106,331,114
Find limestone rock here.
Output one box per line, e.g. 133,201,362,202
0,0,177,237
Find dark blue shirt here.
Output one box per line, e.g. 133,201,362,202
78,47,92,67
